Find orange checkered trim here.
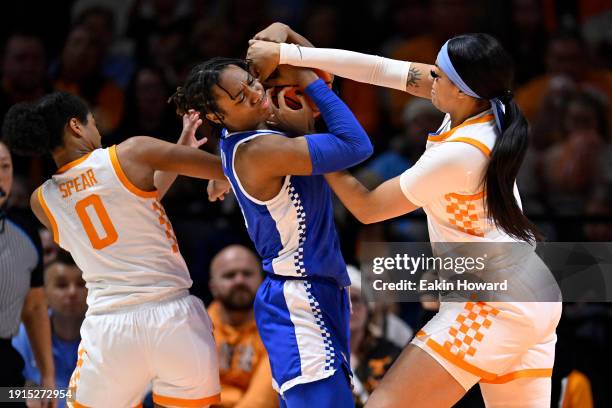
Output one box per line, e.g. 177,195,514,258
442,302,499,360
67,344,87,407
152,201,179,253
444,192,485,237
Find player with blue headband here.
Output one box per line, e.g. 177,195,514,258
436,40,508,133
248,26,561,408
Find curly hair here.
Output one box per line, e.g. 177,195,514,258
170,57,250,128
2,92,89,156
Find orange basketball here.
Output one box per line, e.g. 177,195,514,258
269,69,333,116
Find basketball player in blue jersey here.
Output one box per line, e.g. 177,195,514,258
171,58,372,408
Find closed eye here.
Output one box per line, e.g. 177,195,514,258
430,70,440,79
237,76,257,104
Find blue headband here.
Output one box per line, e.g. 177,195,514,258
436,40,505,132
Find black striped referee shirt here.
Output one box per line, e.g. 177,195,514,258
0,207,43,339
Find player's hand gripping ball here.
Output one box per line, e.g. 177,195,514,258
265,67,333,117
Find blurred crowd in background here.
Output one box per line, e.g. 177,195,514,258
1,0,611,406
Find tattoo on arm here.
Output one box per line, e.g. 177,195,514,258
406,65,421,89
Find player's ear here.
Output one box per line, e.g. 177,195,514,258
205,113,222,125
67,117,85,138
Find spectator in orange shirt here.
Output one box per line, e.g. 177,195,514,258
208,245,277,408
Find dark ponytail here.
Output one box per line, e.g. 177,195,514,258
448,34,542,242
2,92,89,156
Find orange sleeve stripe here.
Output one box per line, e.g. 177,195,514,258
446,137,491,157
69,401,90,408
37,187,59,245
426,338,498,381
428,114,495,142
56,152,93,174
416,330,427,338
109,145,158,199
479,368,553,384
153,393,221,407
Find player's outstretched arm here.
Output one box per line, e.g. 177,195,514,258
247,31,433,98
116,136,225,195
325,141,482,224
324,172,418,224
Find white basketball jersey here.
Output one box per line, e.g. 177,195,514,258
402,109,523,243
38,146,192,315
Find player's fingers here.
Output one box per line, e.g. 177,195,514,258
295,94,311,113
277,88,288,110
196,136,208,147
267,90,280,115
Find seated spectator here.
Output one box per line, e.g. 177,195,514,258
107,66,181,146
0,32,53,183
208,245,277,408
539,90,609,216
126,0,192,66
12,250,86,408
75,5,135,89
347,265,402,407
51,24,125,134
0,32,50,118
516,30,612,125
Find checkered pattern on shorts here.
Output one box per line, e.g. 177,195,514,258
444,302,500,359
304,281,335,371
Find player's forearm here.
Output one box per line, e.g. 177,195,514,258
325,172,417,224
303,80,373,174
153,130,191,199
280,44,433,98
324,171,375,223
22,290,55,383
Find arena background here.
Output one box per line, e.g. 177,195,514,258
1,0,611,406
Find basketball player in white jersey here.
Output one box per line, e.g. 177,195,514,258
2,92,224,408
247,26,562,407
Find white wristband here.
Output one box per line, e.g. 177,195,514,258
279,43,411,92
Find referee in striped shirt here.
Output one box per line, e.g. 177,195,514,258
0,140,55,407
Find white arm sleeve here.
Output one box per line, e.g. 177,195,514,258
399,143,488,207
279,43,410,92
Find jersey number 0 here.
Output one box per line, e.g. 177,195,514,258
75,194,118,249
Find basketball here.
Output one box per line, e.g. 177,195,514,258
269,68,333,115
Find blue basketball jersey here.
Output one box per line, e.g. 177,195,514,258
219,129,349,287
